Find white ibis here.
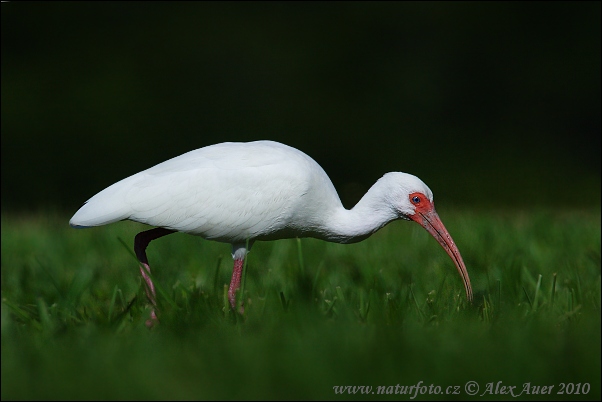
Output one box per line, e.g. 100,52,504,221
70,140,472,326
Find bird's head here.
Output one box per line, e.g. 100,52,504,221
381,172,473,301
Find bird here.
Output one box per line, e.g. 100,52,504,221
70,140,472,326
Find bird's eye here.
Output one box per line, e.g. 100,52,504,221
412,196,421,204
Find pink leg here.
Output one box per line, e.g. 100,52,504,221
228,258,245,314
134,227,174,327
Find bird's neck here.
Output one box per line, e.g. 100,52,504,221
317,183,399,243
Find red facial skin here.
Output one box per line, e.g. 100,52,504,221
407,192,473,301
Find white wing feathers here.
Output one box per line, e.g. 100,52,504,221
69,141,330,243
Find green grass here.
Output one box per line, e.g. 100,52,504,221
1,209,600,400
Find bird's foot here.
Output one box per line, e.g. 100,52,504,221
227,297,245,315
145,310,159,328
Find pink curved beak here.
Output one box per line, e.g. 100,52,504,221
410,205,473,302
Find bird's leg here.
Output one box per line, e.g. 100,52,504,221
134,227,175,327
228,258,245,314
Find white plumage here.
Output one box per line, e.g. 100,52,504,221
72,142,335,242
71,140,472,326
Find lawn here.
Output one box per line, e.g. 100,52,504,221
1,208,600,400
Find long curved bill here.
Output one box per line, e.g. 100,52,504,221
410,207,473,302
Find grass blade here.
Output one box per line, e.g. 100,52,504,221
551,273,557,307
279,291,289,312
296,238,305,277
213,256,223,294
223,284,229,317
108,285,119,323
533,274,542,312
37,297,54,333
522,286,533,310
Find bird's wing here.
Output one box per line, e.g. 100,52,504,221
69,141,326,242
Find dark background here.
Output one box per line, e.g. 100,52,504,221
2,2,600,212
